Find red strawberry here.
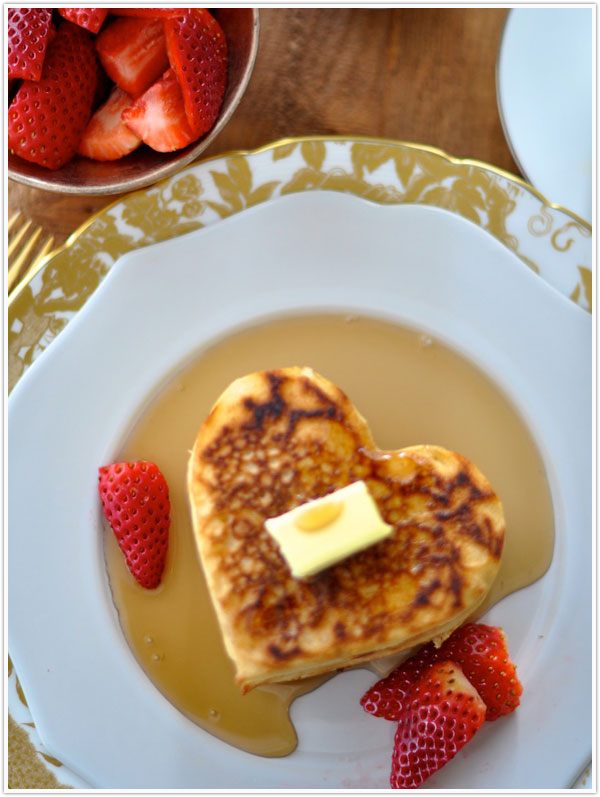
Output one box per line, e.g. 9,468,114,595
361,622,522,723
8,22,99,170
110,8,187,18
360,645,436,721
7,8,54,82
390,661,486,789
98,461,170,590
164,9,227,136
436,623,523,720
78,86,141,162
58,8,108,34
95,16,170,98
122,68,196,152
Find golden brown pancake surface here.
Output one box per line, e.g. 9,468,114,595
187,367,505,692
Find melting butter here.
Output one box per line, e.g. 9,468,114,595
265,481,392,578
295,498,343,531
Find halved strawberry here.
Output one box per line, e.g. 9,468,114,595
78,86,141,162
390,661,486,788
360,645,435,721
98,461,170,590
436,623,523,720
7,7,54,82
95,16,170,98
122,68,196,152
110,8,187,18
58,8,108,34
164,9,227,136
361,622,523,723
8,22,99,170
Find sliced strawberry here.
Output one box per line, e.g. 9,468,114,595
7,8,54,82
78,86,141,162
360,644,435,721
122,68,196,152
390,661,486,789
58,8,108,34
95,15,170,98
361,622,523,723
164,9,227,136
8,22,99,170
98,461,170,590
110,8,187,18
436,623,523,721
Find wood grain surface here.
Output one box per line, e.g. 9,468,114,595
7,8,518,250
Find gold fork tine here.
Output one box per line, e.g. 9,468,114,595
7,211,22,234
7,226,43,294
7,218,33,259
11,235,55,296
7,211,57,300
7,214,56,298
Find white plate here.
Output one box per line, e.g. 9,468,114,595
496,7,594,223
8,191,592,788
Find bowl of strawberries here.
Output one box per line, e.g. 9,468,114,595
7,7,259,195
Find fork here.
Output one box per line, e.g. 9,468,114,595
7,211,55,298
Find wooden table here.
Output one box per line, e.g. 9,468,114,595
8,8,518,250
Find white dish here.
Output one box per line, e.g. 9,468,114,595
496,7,593,223
8,191,591,788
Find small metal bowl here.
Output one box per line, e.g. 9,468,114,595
8,8,259,195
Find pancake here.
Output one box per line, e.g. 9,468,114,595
187,367,505,693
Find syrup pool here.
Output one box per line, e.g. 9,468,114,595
104,313,554,757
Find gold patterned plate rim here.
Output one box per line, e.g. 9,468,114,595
7,135,593,788
8,134,592,308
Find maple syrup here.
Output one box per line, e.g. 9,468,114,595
104,313,554,757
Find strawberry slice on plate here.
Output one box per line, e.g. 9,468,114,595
391,660,486,788
98,461,170,590
8,22,99,170
95,15,170,98
78,86,141,161
360,644,436,721
164,9,227,136
361,621,523,723
58,8,108,34
436,622,523,720
7,7,54,81
122,67,196,152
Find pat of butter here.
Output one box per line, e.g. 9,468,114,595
265,480,393,578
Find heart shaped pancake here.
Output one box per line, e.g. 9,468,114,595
187,367,505,692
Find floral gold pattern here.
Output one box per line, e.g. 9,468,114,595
7,136,592,787
8,137,592,393
8,716,71,789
